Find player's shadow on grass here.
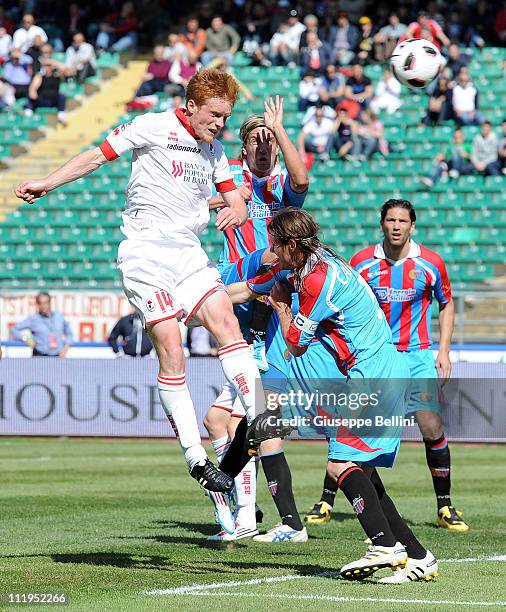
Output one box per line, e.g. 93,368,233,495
152,519,217,536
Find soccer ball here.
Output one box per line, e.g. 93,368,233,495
390,38,442,89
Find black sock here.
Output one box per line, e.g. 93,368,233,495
424,435,451,510
370,469,427,560
337,465,396,547
219,417,253,478
249,298,272,343
261,451,303,531
321,471,338,507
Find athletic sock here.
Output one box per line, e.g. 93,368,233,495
337,465,396,547
218,341,261,424
249,298,272,342
321,471,338,507
370,469,426,560
234,457,257,528
211,435,231,463
158,374,206,469
261,451,303,531
424,435,452,510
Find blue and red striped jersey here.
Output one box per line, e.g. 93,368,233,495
217,159,307,271
247,250,393,374
350,241,452,351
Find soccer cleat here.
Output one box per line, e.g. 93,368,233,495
189,458,234,493
207,490,235,534
251,339,269,373
437,506,469,532
340,543,407,581
207,525,259,541
253,523,308,543
246,409,293,450
304,501,332,524
378,551,438,583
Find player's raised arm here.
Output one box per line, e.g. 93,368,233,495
226,281,259,304
15,146,108,204
264,96,309,193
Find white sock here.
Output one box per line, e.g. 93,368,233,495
218,340,261,424
234,457,257,529
211,435,231,463
158,374,206,469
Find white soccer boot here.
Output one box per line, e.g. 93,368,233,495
378,550,438,583
207,524,259,541
252,523,308,543
340,542,407,580
207,490,235,535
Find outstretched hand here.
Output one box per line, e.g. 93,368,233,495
15,179,50,204
264,95,284,133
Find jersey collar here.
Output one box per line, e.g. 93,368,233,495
175,107,197,139
374,239,420,263
242,159,281,184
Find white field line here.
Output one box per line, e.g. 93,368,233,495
157,591,506,607
143,555,506,597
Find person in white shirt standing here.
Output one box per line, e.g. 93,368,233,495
15,69,267,525
65,32,97,82
12,14,47,53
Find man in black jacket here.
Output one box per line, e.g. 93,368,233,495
108,310,153,357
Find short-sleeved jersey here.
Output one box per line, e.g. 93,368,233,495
350,240,452,351
218,159,306,270
247,250,393,374
99,108,235,241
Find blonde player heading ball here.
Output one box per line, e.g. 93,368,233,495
15,69,266,510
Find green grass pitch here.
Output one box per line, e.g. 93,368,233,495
1,438,505,611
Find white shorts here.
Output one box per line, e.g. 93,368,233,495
117,238,225,326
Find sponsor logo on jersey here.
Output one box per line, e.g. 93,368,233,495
367,269,389,279
167,131,178,141
352,495,365,514
145,299,155,312
373,287,416,302
113,121,132,136
167,143,202,153
172,160,184,178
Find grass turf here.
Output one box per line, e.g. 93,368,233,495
1,438,505,611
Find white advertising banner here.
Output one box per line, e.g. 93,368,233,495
0,292,130,344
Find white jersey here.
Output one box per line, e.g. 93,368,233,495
99,108,235,243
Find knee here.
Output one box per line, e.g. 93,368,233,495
326,460,356,481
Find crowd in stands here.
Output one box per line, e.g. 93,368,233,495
0,0,504,167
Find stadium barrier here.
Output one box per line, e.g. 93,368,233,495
1,358,505,442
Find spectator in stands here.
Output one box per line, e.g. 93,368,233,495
37,43,67,74
135,45,171,97
318,64,345,108
299,30,332,77
0,26,12,63
328,11,359,67
422,75,452,126
96,1,139,53
12,13,47,53
285,9,306,58
58,3,89,49
2,48,32,99
344,63,373,110
355,16,376,65
494,1,506,44
446,43,470,79
163,32,187,63
499,119,506,174
298,69,322,111
299,14,319,49
26,34,45,73
467,0,495,47
179,17,206,61
330,106,358,160
471,120,501,176
373,12,406,63
370,67,401,115
166,50,201,97
108,309,153,358
452,70,484,126
0,8,14,37
420,128,474,188
339,0,369,24
241,21,271,67
268,21,294,66
11,292,73,357
26,61,67,124
297,105,335,162
354,108,388,160
201,16,240,67
65,33,97,82
401,11,450,49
